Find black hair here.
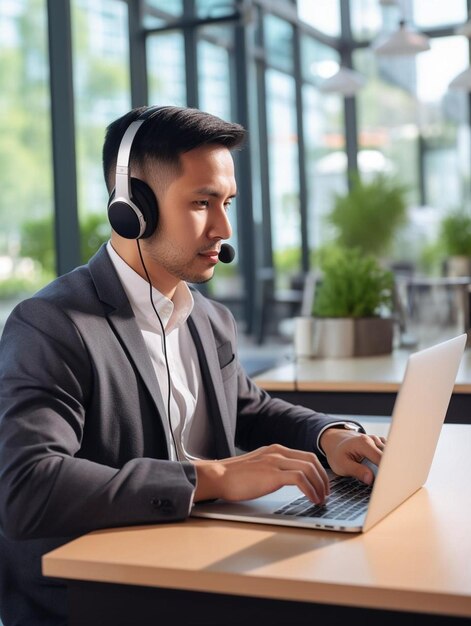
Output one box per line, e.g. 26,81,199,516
102,105,246,192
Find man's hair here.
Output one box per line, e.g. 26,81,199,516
102,105,246,193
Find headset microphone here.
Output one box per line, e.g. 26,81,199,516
219,243,235,264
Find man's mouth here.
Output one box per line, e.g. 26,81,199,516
198,250,220,264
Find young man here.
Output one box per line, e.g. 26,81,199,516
0,106,384,626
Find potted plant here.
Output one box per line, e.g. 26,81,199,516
328,174,408,258
439,210,471,277
312,248,394,357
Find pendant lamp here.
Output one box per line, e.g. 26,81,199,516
319,67,366,97
373,19,430,56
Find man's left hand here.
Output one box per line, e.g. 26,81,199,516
320,428,386,485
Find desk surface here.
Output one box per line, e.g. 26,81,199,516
254,347,471,393
43,423,471,619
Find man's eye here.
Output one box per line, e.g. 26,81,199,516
195,200,209,208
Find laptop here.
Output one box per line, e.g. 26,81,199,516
192,334,467,533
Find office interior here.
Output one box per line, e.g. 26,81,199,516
2,0,471,366
3,3,471,624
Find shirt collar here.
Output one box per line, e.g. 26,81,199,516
106,241,194,334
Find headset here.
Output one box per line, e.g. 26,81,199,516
107,105,235,261
107,106,161,240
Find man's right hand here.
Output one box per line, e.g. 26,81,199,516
192,444,330,505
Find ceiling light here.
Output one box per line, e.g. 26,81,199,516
449,67,471,91
319,67,366,97
373,19,430,56
455,19,471,38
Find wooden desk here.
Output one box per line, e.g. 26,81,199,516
254,348,471,422
43,423,471,625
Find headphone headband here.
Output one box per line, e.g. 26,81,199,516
107,106,162,239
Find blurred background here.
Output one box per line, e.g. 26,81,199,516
2,0,471,366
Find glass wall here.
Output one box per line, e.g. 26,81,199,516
0,0,54,321
197,26,242,298
2,0,471,336
72,0,131,264
147,32,186,106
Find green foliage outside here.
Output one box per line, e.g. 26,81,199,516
313,248,394,318
439,210,471,257
20,213,110,275
328,174,408,257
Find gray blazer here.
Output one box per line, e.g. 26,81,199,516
0,245,336,625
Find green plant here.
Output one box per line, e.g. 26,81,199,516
439,210,471,257
313,248,394,318
328,174,408,257
21,213,110,274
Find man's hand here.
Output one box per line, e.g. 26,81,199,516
193,444,330,505
320,428,386,485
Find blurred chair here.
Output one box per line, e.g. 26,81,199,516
252,268,304,345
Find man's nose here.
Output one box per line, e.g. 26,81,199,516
209,205,232,240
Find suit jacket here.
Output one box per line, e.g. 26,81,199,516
0,244,336,625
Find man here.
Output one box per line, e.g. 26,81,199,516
0,106,385,625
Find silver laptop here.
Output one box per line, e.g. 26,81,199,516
192,334,466,533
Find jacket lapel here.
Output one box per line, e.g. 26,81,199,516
88,246,172,456
187,310,234,458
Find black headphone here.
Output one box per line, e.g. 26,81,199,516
107,106,162,239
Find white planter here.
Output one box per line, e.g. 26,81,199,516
311,317,394,358
447,256,471,278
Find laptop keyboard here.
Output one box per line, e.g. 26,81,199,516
274,476,372,521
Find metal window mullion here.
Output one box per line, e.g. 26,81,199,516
128,0,148,108
293,22,309,273
339,0,358,184
183,0,199,108
47,0,80,276
256,13,273,270
231,11,256,334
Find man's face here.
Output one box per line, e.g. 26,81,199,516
141,144,236,289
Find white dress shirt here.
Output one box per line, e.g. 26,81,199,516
106,242,213,462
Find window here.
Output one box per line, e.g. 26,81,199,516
72,0,131,264
0,0,54,317
147,32,186,106
198,30,242,298
297,0,340,37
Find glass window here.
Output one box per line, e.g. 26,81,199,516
412,0,467,29
350,0,383,40
354,32,471,272
264,14,294,74
72,0,131,264
145,0,183,18
301,37,345,254
147,32,186,106
297,0,340,37
196,0,234,19
266,70,301,286
0,0,54,327
354,47,420,197
303,85,346,256
197,35,242,299
418,36,470,222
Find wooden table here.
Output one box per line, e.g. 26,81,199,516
43,422,471,625
254,348,471,422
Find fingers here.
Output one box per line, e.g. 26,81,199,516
220,444,330,504
325,432,387,486
273,455,330,503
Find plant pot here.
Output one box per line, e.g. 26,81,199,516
312,317,394,358
446,256,471,278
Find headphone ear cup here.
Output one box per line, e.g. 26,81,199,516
107,178,158,239
129,178,159,238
